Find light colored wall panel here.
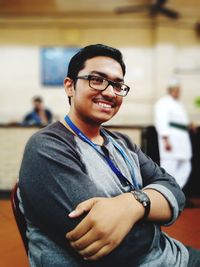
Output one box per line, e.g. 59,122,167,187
0,18,199,125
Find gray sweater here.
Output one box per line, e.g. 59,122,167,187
19,121,189,267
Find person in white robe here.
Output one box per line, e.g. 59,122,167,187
154,81,192,189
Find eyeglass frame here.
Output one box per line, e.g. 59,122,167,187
74,75,130,97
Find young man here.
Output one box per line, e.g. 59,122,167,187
19,44,200,267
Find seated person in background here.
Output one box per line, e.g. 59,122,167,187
19,44,200,267
22,96,53,126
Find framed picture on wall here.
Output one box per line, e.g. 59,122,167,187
41,47,80,86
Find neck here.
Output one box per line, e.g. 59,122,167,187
62,113,104,145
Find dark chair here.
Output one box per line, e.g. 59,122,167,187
183,127,200,197
141,126,160,166
11,183,28,254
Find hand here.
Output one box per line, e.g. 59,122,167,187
66,194,144,261
163,137,172,151
189,122,197,133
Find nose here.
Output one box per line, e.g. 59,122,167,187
101,84,116,98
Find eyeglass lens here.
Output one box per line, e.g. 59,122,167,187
89,76,128,96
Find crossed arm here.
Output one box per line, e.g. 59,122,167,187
66,188,172,261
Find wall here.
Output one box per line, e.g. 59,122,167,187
0,17,199,125
0,45,155,125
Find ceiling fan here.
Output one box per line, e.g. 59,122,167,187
115,0,180,19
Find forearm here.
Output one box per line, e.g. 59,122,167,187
143,189,172,222
124,189,172,224
66,193,155,261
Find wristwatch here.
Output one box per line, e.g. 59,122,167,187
130,190,151,219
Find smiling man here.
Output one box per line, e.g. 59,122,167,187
64,55,125,142
19,44,200,267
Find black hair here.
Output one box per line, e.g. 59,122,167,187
33,96,43,102
66,44,126,104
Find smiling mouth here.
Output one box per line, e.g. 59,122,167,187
96,102,113,109
93,98,116,109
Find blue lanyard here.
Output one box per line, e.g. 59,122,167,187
64,115,140,190
100,128,140,189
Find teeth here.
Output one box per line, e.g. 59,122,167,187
97,102,112,108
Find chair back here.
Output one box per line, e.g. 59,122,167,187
141,126,160,165
11,183,28,254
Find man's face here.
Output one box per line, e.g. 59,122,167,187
169,86,180,99
65,56,124,125
33,100,43,112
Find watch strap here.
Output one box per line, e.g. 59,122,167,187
131,190,151,219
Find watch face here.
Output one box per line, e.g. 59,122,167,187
134,190,149,204
140,194,148,202
131,190,151,218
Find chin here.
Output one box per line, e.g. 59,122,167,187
92,114,115,125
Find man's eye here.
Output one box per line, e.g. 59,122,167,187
91,77,104,84
114,83,122,91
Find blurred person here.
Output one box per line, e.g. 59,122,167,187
154,79,192,189
19,44,200,267
22,96,53,126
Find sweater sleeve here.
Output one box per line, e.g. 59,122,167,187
137,144,185,225
19,129,108,248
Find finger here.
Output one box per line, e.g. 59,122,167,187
84,243,112,261
78,240,106,258
66,214,93,241
70,227,100,251
68,198,97,218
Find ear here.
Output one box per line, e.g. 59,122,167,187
64,77,74,97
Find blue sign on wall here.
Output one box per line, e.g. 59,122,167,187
41,47,80,86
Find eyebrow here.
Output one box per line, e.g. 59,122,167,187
90,71,124,82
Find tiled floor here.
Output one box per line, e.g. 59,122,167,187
0,200,29,267
0,199,200,267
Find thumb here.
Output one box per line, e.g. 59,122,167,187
68,198,98,218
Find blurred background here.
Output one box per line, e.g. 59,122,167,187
0,0,200,126
0,1,200,266
0,0,200,191
1,0,200,191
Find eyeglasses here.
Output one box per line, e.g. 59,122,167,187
75,75,130,97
